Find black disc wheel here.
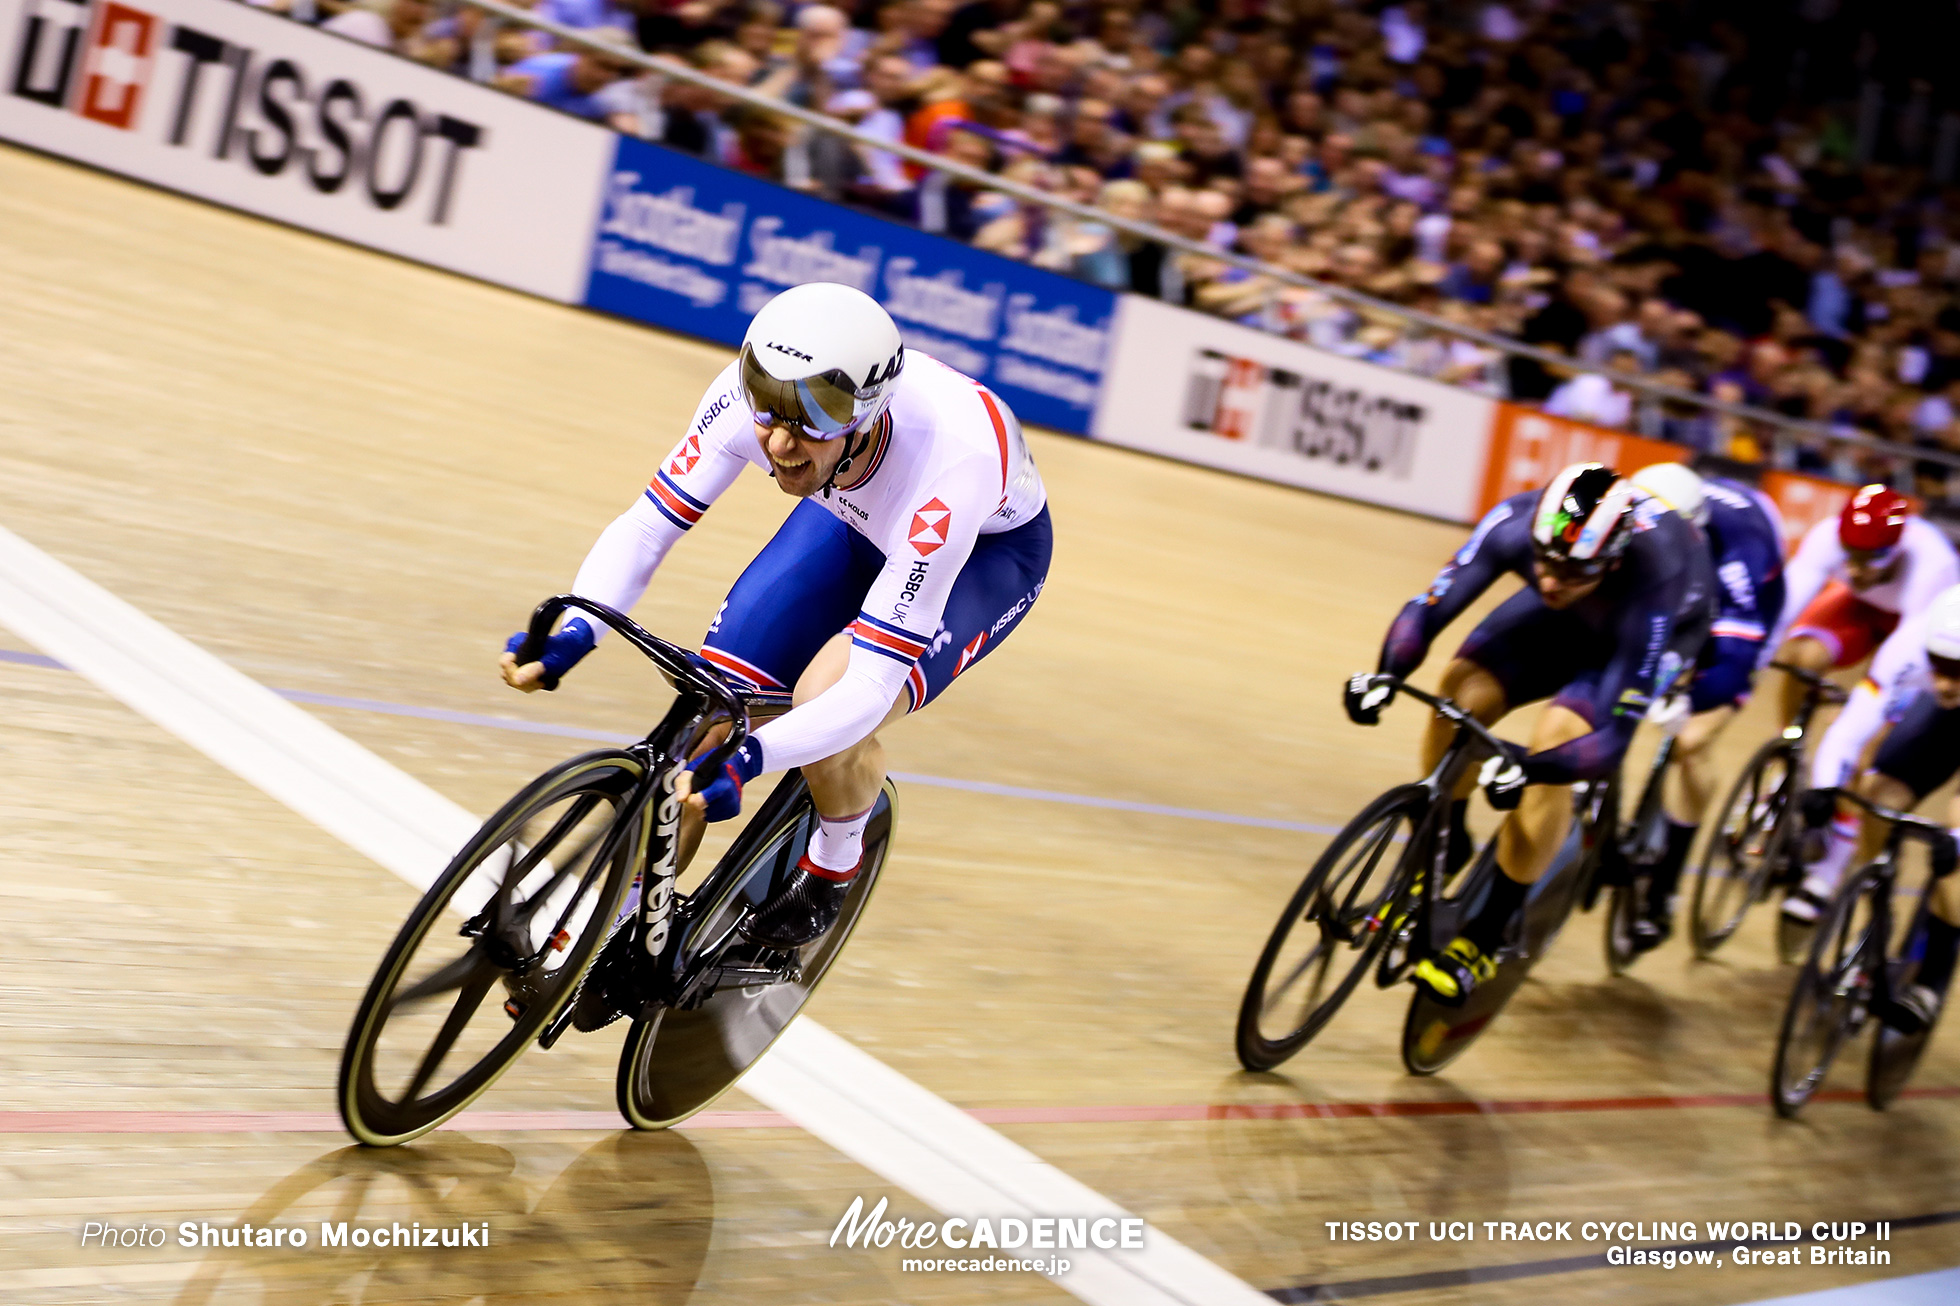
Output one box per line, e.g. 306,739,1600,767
1771,868,1880,1118
1236,785,1425,1072
1691,740,1794,957
339,750,646,1146
616,775,896,1130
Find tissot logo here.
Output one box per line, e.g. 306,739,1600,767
6,0,485,224
78,2,154,128
908,497,950,556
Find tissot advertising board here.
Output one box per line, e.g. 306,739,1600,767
0,0,609,300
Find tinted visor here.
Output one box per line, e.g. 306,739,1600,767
739,343,866,439
1532,546,1613,583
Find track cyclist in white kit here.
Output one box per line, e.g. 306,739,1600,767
498,282,1053,949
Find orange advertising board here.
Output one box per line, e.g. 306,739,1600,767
1478,402,1860,556
1756,470,1854,553
1477,405,1681,514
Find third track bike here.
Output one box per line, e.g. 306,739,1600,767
1687,663,1847,960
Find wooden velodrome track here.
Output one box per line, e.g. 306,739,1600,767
1,140,1957,1306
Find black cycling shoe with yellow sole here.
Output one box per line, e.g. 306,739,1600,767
1412,936,1499,1007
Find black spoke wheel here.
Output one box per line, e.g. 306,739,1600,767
616,775,896,1130
1236,785,1425,1072
1771,868,1880,1118
1691,740,1794,957
339,750,646,1146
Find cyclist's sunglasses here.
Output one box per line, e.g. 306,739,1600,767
1931,653,1960,679
1532,549,1613,583
1846,545,1900,568
739,343,870,440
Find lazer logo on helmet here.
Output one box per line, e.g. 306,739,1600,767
765,340,813,362
862,350,902,390
6,0,486,225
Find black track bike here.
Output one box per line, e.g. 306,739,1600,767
1687,663,1846,960
338,596,897,1146
1770,787,1954,1117
1236,675,1618,1074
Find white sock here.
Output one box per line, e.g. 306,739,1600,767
1803,816,1860,897
808,804,874,875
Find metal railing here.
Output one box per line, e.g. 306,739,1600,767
419,0,1960,485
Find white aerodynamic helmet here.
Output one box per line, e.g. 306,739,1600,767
1631,461,1708,527
1924,585,1960,661
737,282,904,439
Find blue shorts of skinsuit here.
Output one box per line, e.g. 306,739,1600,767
701,499,1052,711
1455,588,1624,728
1457,587,1711,729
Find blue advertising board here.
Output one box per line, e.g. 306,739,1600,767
582,136,1114,434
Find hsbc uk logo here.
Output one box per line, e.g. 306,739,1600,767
8,0,485,224
908,497,950,556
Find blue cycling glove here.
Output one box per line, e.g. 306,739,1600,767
504,617,597,691
689,739,764,823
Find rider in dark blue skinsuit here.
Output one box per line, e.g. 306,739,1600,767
1619,467,1786,951
1351,463,1714,1002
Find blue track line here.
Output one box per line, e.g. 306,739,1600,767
0,647,1342,835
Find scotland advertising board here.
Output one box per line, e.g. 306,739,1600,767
1094,295,1496,522
0,0,610,300
584,136,1114,435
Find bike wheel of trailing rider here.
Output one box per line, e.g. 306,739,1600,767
341,750,645,1146
1771,864,1883,1117
1237,785,1428,1072
616,774,897,1129
1689,738,1798,958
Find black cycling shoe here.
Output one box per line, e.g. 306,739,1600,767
1629,888,1674,955
740,854,858,950
1888,982,1944,1035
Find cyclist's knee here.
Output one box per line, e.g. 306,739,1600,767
1860,771,1914,811
792,632,854,707
1778,635,1830,672
1532,704,1592,751
1439,659,1506,722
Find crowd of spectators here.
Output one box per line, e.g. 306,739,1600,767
284,0,1960,497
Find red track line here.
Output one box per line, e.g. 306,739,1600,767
1,1086,1953,1135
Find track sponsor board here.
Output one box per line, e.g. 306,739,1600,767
583,135,1114,435
1092,295,1495,521
0,0,608,299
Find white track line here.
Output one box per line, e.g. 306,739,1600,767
0,523,1273,1306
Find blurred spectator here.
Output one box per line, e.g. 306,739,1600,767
303,0,1960,496
497,27,641,131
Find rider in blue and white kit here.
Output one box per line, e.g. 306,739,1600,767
1622,463,1786,951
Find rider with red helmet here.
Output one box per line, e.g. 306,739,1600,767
1770,484,1959,727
